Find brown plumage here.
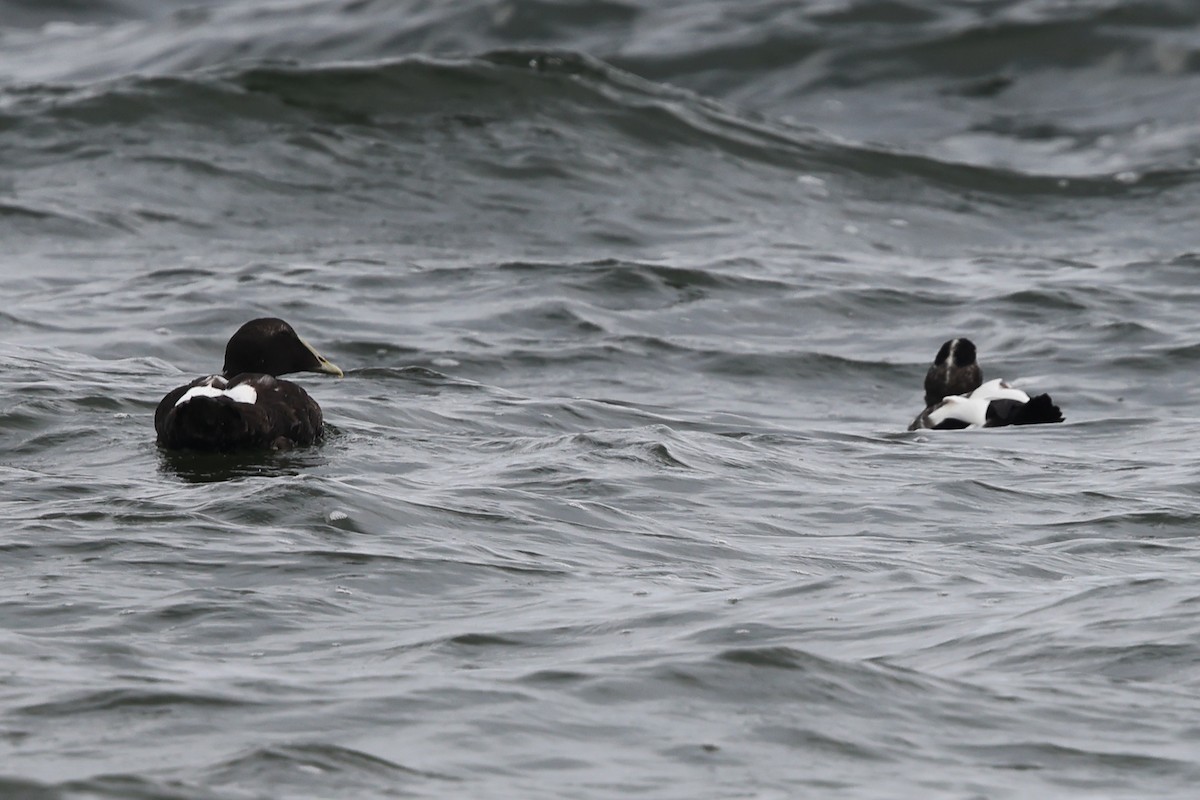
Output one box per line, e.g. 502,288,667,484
923,337,982,407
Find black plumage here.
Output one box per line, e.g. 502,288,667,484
155,318,342,451
985,393,1064,427
908,385,1065,431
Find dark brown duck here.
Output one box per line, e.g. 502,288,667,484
155,318,342,451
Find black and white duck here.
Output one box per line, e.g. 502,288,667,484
909,338,1063,431
155,318,342,451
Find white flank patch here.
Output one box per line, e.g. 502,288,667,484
175,383,258,407
920,378,1032,430
926,395,988,428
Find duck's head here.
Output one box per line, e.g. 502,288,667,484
932,338,977,370
924,337,982,407
222,318,343,379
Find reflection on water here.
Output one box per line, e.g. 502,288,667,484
157,443,330,483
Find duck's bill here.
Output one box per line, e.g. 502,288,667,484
314,357,344,378
301,338,344,377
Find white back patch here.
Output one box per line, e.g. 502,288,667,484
176,383,258,407
225,384,258,405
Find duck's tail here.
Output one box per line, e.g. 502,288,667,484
985,393,1064,427
1012,394,1064,425
158,396,265,451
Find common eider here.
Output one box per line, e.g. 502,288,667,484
909,339,1063,431
155,318,342,451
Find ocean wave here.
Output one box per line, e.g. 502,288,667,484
8,50,1190,198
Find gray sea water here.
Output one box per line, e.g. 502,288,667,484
3,1,1200,797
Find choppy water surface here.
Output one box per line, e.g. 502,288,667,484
3,1,1200,797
